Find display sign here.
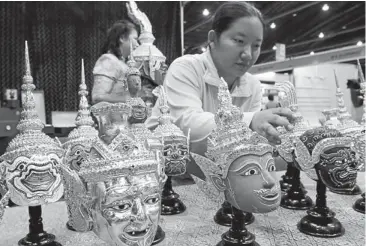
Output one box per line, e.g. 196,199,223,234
275,43,286,61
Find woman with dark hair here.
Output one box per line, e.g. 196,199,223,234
146,2,294,156
92,20,139,104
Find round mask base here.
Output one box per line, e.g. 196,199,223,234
280,175,293,192
152,225,165,245
329,184,362,195
18,233,62,246
161,197,186,215
66,221,77,232
297,210,345,238
281,193,313,210
214,202,255,227
216,230,260,246
352,193,365,214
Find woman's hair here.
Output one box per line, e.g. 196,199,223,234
212,2,265,37
101,20,137,59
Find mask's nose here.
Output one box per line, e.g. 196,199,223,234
261,170,276,189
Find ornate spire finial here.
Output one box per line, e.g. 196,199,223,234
75,59,94,127
17,41,44,132
358,60,366,126
334,70,353,122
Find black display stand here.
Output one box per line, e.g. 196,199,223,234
281,167,313,210
329,184,362,195
297,180,344,238
18,206,62,246
216,206,259,246
280,163,295,191
161,176,186,215
152,225,165,245
214,201,254,227
353,192,365,214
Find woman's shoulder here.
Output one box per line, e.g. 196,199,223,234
170,53,205,72
93,54,124,76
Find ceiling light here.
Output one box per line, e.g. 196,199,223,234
357,41,363,46
310,51,315,55
293,13,297,17
202,9,209,16
342,26,347,29
272,45,277,50
270,22,276,29
318,32,325,38
322,4,329,11
201,47,207,52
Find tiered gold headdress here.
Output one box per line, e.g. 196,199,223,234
275,81,313,162
152,85,190,175
0,41,64,206
199,78,271,178
126,1,166,81
63,59,98,157
333,70,363,136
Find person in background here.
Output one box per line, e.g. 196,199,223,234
265,94,280,109
146,1,294,161
91,20,139,104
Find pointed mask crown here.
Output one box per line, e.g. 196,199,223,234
63,59,98,150
79,134,165,184
275,81,311,136
357,60,366,127
2,41,63,162
153,85,190,144
205,78,272,178
126,41,141,78
333,70,362,135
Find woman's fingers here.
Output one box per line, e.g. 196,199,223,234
262,123,281,145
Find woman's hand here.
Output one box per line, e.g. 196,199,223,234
250,108,295,145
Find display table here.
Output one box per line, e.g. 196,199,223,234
0,171,364,246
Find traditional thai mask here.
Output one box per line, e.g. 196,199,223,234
191,79,280,213
126,1,166,83
152,86,190,176
292,127,359,192
274,81,313,163
60,133,166,246
91,102,132,144
0,41,64,206
63,59,98,172
126,41,142,98
127,97,148,124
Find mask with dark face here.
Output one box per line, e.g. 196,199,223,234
127,98,148,124
153,86,190,176
292,127,359,191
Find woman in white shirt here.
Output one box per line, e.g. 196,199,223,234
92,20,139,104
146,2,294,159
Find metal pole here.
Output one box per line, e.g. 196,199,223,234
180,1,184,55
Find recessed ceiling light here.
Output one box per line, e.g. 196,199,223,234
272,45,277,50
342,26,347,29
201,47,207,52
202,9,209,16
270,22,276,29
322,4,329,11
357,41,363,46
293,13,297,17
318,32,325,38
310,51,315,55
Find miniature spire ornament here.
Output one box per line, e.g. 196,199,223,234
62,59,99,232
126,39,142,97
0,41,64,207
126,1,166,82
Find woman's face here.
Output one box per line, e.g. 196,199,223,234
211,17,263,77
120,29,139,59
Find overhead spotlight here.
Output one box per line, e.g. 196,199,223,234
293,13,297,17
318,32,325,39
270,22,276,29
202,9,209,16
357,41,363,46
342,26,347,29
310,51,315,55
322,4,329,11
201,47,207,52
272,45,277,50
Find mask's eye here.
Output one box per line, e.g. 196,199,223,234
268,164,276,172
111,202,131,211
75,150,81,155
18,162,26,171
244,168,259,176
179,150,187,156
145,197,159,205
